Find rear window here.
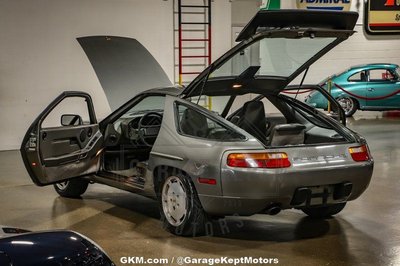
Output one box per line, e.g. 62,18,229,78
212,37,336,78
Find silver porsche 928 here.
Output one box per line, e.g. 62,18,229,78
21,10,373,236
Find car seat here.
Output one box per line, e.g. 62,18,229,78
180,108,209,138
268,123,306,146
236,101,267,143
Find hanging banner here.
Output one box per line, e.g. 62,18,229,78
296,0,352,11
260,0,280,10
365,0,400,35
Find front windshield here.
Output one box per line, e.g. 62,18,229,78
212,37,336,78
396,67,400,79
121,95,165,118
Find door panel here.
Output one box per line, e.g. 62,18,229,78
366,81,400,108
340,83,367,108
41,125,101,167
366,69,400,108
41,125,97,159
20,92,103,186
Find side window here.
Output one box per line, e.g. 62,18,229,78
369,69,395,82
176,103,245,141
348,71,366,82
41,97,91,128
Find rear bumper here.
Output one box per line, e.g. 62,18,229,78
199,161,373,216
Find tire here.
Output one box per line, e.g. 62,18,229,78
302,203,346,219
336,97,358,117
53,178,89,198
158,173,209,236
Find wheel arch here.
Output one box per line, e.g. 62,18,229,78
343,95,360,109
153,165,191,194
336,94,360,116
350,96,360,108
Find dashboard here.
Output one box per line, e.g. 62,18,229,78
113,112,163,146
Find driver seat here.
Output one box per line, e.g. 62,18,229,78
360,72,367,82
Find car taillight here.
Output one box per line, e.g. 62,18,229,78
349,145,370,162
227,153,291,169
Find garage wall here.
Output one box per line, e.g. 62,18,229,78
210,1,233,62
0,0,233,151
232,0,260,27
0,0,173,150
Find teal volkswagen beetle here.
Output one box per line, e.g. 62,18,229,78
306,63,400,116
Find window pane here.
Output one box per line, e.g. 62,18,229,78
348,71,364,82
176,104,244,141
122,96,165,118
41,97,90,128
212,37,336,78
369,69,394,81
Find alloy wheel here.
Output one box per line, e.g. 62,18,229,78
161,176,188,226
55,181,69,191
337,97,354,115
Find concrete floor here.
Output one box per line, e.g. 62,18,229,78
1,115,400,266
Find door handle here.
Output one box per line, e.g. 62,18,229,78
368,88,375,92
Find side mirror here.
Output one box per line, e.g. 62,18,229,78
61,114,83,126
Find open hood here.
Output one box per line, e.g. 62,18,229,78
78,36,172,110
181,10,358,98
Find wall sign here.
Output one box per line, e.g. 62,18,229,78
260,0,280,10
296,0,352,11
365,0,400,35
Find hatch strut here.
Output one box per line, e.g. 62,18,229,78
295,66,310,100
195,63,213,105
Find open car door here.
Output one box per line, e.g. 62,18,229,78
20,92,103,186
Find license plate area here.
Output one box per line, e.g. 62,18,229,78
309,186,333,206
291,182,352,207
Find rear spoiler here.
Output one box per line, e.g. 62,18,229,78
236,10,359,42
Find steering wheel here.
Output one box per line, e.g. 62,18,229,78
137,112,163,147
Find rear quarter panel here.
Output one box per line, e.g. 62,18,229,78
148,95,264,197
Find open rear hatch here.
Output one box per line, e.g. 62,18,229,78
181,10,358,97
